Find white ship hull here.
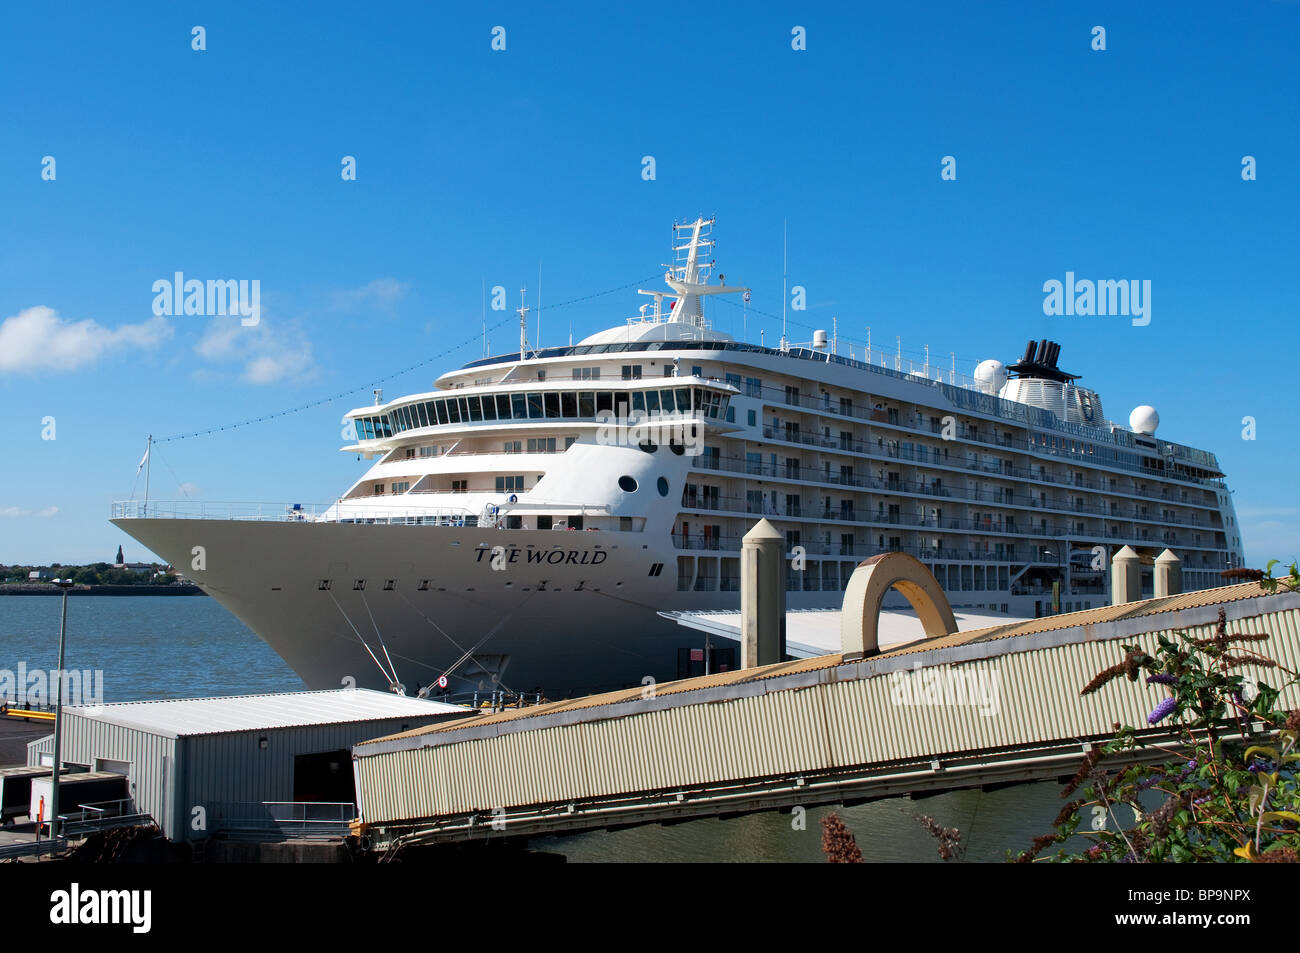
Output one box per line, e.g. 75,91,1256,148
114,516,1035,696
111,517,747,695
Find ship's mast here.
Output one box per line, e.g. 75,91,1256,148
518,286,529,358
641,216,748,333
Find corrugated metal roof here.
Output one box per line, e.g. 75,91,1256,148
353,587,1300,826
359,580,1285,748
66,689,467,738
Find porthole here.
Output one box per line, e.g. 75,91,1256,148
668,441,685,456
657,477,669,497
638,440,658,453
618,475,638,492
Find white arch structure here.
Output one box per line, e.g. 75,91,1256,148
840,552,958,659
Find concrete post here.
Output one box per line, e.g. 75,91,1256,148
1154,549,1182,598
741,519,786,668
1111,545,1141,605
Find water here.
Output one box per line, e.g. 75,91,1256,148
0,596,1077,861
0,595,304,703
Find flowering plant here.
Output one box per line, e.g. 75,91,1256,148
1018,592,1300,863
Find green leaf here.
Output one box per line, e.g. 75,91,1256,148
1245,746,1280,762
1259,811,1300,825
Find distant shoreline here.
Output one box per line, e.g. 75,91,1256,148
0,584,205,597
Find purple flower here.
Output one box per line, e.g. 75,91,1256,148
1148,697,1178,725
1147,674,1178,686
1193,796,1211,805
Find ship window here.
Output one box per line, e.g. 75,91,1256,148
430,401,444,425
481,396,497,421
528,393,544,419
561,391,577,418
403,406,415,431
415,403,429,428
619,475,638,492
658,390,676,414
657,477,670,497
511,393,527,419
446,399,461,424
495,394,511,419
543,392,560,418
579,391,595,417
632,391,645,413
457,398,470,422
645,390,661,414
596,392,613,414
467,396,483,422
676,388,691,412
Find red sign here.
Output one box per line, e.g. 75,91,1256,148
437,675,449,689
689,649,704,662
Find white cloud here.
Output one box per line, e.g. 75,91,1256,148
194,315,314,385
0,506,59,518
330,277,411,311
0,306,171,374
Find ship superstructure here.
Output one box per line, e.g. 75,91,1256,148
114,218,1245,696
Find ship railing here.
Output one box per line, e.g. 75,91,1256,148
718,438,1223,510
691,460,1216,535
758,403,1225,489
112,500,478,523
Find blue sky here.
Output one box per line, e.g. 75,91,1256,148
0,1,1295,567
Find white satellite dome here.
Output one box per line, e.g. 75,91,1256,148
974,359,1008,394
1129,405,1160,435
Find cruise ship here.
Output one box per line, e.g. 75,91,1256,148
113,218,1246,697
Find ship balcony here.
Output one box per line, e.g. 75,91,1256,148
751,382,1223,485
694,455,1219,532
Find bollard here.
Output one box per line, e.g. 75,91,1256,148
741,519,786,668
1154,549,1182,598
1111,546,1141,604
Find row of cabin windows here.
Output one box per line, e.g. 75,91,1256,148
502,437,574,453
353,387,727,439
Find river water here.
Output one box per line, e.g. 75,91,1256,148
0,596,1083,861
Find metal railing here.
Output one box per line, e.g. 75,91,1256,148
207,801,356,840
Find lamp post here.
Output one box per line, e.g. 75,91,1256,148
49,577,74,851
1041,548,1061,613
